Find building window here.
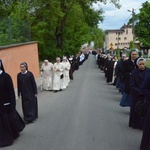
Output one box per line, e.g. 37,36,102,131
124,37,127,40
126,30,128,34
116,37,121,40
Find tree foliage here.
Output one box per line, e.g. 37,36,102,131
0,0,120,60
134,1,150,48
91,27,104,49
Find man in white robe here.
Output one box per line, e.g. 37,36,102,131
62,57,71,88
41,60,54,91
53,57,64,92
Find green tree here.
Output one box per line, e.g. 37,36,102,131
0,0,121,60
91,27,104,49
134,1,150,48
129,41,134,49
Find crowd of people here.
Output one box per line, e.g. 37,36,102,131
0,59,40,147
0,50,89,148
96,49,150,150
40,51,89,92
2,47,150,149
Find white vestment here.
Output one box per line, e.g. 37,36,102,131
53,62,64,90
62,61,71,88
41,62,54,90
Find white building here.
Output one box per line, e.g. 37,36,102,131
104,24,133,50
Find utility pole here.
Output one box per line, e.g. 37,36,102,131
117,32,120,49
128,8,135,48
117,31,120,58
132,8,135,48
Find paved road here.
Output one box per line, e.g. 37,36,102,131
2,55,142,150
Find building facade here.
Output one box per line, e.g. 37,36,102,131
104,24,133,50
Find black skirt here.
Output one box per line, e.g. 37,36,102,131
0,109,25,147
140,111,150,150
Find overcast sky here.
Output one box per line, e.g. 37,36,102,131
94,0,149,30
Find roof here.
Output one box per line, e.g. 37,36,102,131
105,29,124,33
105,24,133,34
121,24,133,29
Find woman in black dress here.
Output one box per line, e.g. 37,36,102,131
17,62,38,124
0,60,25,147
119,50,138,108
140,69,150,150
129,58,149,129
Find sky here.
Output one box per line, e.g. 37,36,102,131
93,0,149,30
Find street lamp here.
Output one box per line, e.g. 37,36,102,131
117,32,120,49
128,8,135,48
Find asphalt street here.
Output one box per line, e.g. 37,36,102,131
2,54,142,150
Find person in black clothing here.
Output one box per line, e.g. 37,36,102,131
122,50,138,94
68,55,74,80
97,50,102,69
105,54,114,83
17,62,38,124
74,54,80,71
121,50,138,126
115,53,127,93
0,60,25,147
129,58,149,129
140,69,150,150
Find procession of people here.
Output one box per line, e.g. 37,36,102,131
40,52,89,93
0,50,89,148
1,47,150,149
96,49,150,150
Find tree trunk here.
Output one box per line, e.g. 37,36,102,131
55,0,67,51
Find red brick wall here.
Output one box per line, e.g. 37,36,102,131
0,42,40,88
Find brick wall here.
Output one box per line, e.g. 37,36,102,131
0,42,40,88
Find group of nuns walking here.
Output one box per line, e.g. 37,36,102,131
40,52,89,92
0,50,89,148
41,57,71,92
3,47,150,149
0,60,38,147
96,49,150,150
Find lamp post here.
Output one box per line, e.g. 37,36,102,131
117,32,120,58
117,32,120,49
128,8,135,48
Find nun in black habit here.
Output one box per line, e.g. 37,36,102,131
17,62,38,124
0,60,25,147
140,70,150,150
105,54,114,83
119,50,138,108
129,58,149,129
